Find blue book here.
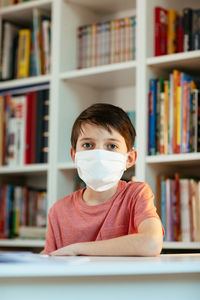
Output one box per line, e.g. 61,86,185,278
5,185,14,238
149,79,157,155
180,72,191,153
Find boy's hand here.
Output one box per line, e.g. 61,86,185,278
50,243,80,256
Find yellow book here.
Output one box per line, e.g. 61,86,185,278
167,9,177,54
164,80,169,154
17,29,31,78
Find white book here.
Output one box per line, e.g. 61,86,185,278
179,179,191,242
13,95,26,166
42,19,51,75
2,22,19,80
33,8,42,75
7,118,17,166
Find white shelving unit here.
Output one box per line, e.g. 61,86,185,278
0,0,200,251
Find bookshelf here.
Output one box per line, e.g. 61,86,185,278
0,0,200,252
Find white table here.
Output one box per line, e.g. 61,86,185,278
0,254,200,300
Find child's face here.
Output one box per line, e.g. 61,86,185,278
71,123,137,169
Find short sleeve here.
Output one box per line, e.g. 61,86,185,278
134,183,162,231
43,209,57,254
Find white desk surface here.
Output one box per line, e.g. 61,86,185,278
1,253,200,277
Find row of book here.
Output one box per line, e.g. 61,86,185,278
0,184,47,239
157,173,200,242
0,0,30,6
77,16,136,69
148,71,200,155
0,8,51,80
155,7,200,56
0,84,49,166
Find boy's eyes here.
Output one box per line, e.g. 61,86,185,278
82,143,118,150
83,143,93,149
107,144,117,150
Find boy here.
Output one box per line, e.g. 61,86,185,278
43,103,164,256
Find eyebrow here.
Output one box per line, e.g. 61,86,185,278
79,137,122,143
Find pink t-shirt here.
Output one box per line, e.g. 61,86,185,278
44,180,163,254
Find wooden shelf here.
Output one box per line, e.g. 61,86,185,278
0,0,52,15
147,50,200,73
0,164,49,175
0,239,45,248
60,61,136,89
66,0,136,13
146,153,200,165
163,242,200,250
0,75,51,90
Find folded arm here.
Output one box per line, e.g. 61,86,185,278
50,217,163,257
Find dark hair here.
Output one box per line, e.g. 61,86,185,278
71,103,136,151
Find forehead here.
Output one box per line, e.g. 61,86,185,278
78,122,125,142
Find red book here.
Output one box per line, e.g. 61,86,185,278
155,7,168,56
25,93,32,164
30,92,37,164
177,14,183,52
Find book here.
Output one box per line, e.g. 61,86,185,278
17,29,31,78
0,96,4,166
2,22,20,80
192,10,200,50
166,179,175,241
30,91,37,164
177,13,184,53
19,226,46,239
179,179,191,242
42,18,51,74
148,79,157,155
183,8,193,51
154,7,168,56
167,9,178,54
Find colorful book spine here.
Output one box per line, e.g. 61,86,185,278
167,9,177,54
148,79,157,155
17,29,31,78
183,8,193,51
154,7,168,56
177,13,184,53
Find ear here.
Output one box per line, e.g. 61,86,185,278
126,149,137,169
70,147,76,163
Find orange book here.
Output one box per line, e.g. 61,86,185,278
167,9,178,54
115,19,121,63
173,69,179,153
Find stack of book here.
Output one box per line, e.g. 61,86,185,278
0,184,47,239
148,71,200,155
0,8,51,80
77,16,136,69
155,6,200,56
0,84,49,166
157,173,200,242
0,0,31,7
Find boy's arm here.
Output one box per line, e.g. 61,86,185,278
50,217,163,257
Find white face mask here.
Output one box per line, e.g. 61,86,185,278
75,149,127,192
